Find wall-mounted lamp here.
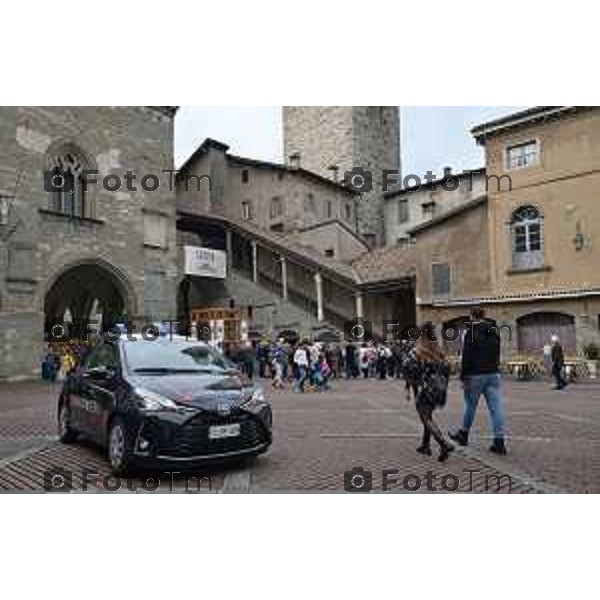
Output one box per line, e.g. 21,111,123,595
573,221,586,252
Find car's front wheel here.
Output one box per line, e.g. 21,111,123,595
58,400,77,443
107,417,134,476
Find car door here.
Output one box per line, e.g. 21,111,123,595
78,343,120,442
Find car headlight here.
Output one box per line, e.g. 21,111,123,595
241,388,266,410
134,388,178,412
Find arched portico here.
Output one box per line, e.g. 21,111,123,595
43,258,138,339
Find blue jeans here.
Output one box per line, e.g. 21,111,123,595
294,366,307,392
462,373,505,439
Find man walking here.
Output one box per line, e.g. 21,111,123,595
293,342,309,393
449,306,507,455
551,334,568,390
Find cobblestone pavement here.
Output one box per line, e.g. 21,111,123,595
1,377,599,493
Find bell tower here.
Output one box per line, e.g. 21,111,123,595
282,106,401,247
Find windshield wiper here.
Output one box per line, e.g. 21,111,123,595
133,367,214,375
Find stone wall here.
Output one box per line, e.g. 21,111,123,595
413,200,492,305
283,106,401,246
0,107,178,378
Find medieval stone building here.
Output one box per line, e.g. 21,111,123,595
0,107,179,377
283,107,401,248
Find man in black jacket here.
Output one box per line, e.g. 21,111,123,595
550,334,568,390
449,306,507,455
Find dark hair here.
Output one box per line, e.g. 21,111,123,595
416,334,445,364
470,305,485,321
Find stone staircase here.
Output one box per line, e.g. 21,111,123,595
225,269,336,336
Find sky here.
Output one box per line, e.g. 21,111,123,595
174,106,528,176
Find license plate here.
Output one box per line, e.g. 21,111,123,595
208,423,241,440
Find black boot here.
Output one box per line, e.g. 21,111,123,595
438,443,455,463
449,429,469,447
489,438,507,455
416,444,432,456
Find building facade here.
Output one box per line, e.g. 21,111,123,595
177,138,366,262
283,106,401,247
0,106,179,378
413,106,600,358
383,168,487,247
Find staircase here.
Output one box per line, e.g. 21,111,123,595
225,269,337,336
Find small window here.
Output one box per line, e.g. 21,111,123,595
326,200,332,219
324,248,335,258
422,201,436,219
432,263,451,297
270,196,283,219
345,202,352,221
47,148,90,218
241,201,252,221
241,169,249,184
506,141,539,170
270,223,284,233
397,199,409,224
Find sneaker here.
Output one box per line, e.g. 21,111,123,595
489,438,507,455
449,429,469,447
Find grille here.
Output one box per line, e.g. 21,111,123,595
160,413,267,458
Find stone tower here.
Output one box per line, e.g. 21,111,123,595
282,106,401,247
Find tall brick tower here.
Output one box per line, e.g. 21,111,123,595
282,106,401,247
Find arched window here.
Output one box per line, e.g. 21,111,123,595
510,205,544,270
46,144,93,218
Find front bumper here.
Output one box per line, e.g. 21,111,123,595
131,407,272,465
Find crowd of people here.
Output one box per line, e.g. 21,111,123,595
226,338,409,393
40,308,580,463
41,342,91,382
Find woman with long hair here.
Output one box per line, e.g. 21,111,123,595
402,333,454,462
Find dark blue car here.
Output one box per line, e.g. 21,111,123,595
57,337,272,474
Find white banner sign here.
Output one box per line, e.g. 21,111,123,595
184,246,227,279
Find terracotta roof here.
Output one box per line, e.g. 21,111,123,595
351,244,416,285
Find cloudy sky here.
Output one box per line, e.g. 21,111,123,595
174,106,527,176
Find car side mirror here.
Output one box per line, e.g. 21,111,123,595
85,365,117,380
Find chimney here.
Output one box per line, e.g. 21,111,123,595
289,152,301,170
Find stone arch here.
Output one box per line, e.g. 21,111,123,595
516,311,576,355
43,257,138,339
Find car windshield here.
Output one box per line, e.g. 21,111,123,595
123,341,234,374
